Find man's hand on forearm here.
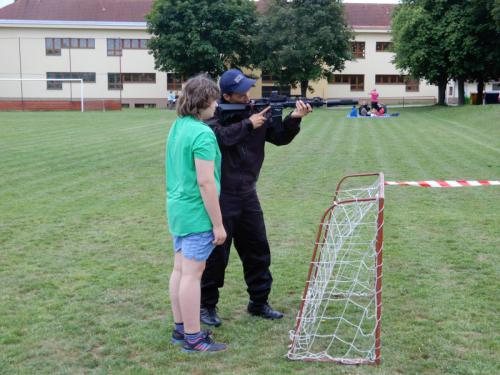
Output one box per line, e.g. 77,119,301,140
291,100,313,118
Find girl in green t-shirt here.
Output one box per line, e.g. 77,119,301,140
166,75,227,352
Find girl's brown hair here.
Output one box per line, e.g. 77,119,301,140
176,74,220,117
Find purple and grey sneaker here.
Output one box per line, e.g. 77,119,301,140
182,330,227,353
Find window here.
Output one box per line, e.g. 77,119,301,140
47,72,62,89
122,73,156,83
376,75,406,84
375,75,419,91
262,86,290,97
108,73,122,90
329,74,364,91
261,72,277,83
107,38,122,56
167,74,185,90
108,73,157,90
351,42,365,59
46,72,96,90
109,39,149,54
45,38,95,55
135,103,156,108
376,42,393,52
492,83,500,91
45,38,61,56
405,79,419,92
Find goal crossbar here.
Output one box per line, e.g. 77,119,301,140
0,78,84,112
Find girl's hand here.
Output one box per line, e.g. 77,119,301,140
212,225,227,246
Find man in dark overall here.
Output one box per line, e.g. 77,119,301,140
200,69,312,326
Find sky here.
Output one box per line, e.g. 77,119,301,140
0,0,14,8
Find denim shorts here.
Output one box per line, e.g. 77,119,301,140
172,231,215,261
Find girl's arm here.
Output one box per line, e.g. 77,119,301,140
195,158,226,245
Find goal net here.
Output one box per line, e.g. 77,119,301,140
287,173,385,365
0,78,84,111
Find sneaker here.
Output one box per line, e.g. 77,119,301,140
171,329,184,345
200,305,222,327
247,301,284,320
182,330,227,353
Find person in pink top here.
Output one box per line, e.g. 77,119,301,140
370,88,379,111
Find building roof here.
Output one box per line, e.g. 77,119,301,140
0,0,396,29
0,0,151,22
344,3,395,29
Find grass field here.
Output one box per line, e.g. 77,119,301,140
0,105,499,375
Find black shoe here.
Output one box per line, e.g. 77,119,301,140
247,301,284,320
200,306,222,327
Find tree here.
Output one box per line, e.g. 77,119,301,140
494,0,500,30
391,1,452,105
146,0,258,78
446,1,500,105
256,0,352,97
392,0,500,106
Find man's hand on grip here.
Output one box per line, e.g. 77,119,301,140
249,106,271,129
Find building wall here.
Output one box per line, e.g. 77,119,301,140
0,23,444,107
325,31,437,101
0,24,168,107
248,31,438,103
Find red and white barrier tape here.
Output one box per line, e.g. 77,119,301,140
385,180,500,187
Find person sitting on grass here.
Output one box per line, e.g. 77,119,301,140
349,105,358,117
370,107,385,117
358,100,370,116
166,74,227,353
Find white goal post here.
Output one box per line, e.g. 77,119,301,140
0,78,84,112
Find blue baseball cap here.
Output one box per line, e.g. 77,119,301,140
219,69,256,94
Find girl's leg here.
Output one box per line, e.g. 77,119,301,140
179,256,206,334
169,252,184,323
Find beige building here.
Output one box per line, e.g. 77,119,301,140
0,0,451,109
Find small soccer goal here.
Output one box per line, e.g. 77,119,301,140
288,172,384,365
0,78,85,111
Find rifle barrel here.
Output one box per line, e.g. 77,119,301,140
218,98,358,112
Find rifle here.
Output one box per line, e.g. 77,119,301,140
218,92,358,128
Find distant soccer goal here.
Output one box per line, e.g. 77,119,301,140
288,173,384,365
0,78,85,111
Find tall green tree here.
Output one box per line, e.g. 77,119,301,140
392,0,500,106
493,0,500,30
146,0,257,78
391,1,451,105
256,0,352,97
446,1,500,105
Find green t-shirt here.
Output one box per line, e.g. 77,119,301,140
166,115,221,236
